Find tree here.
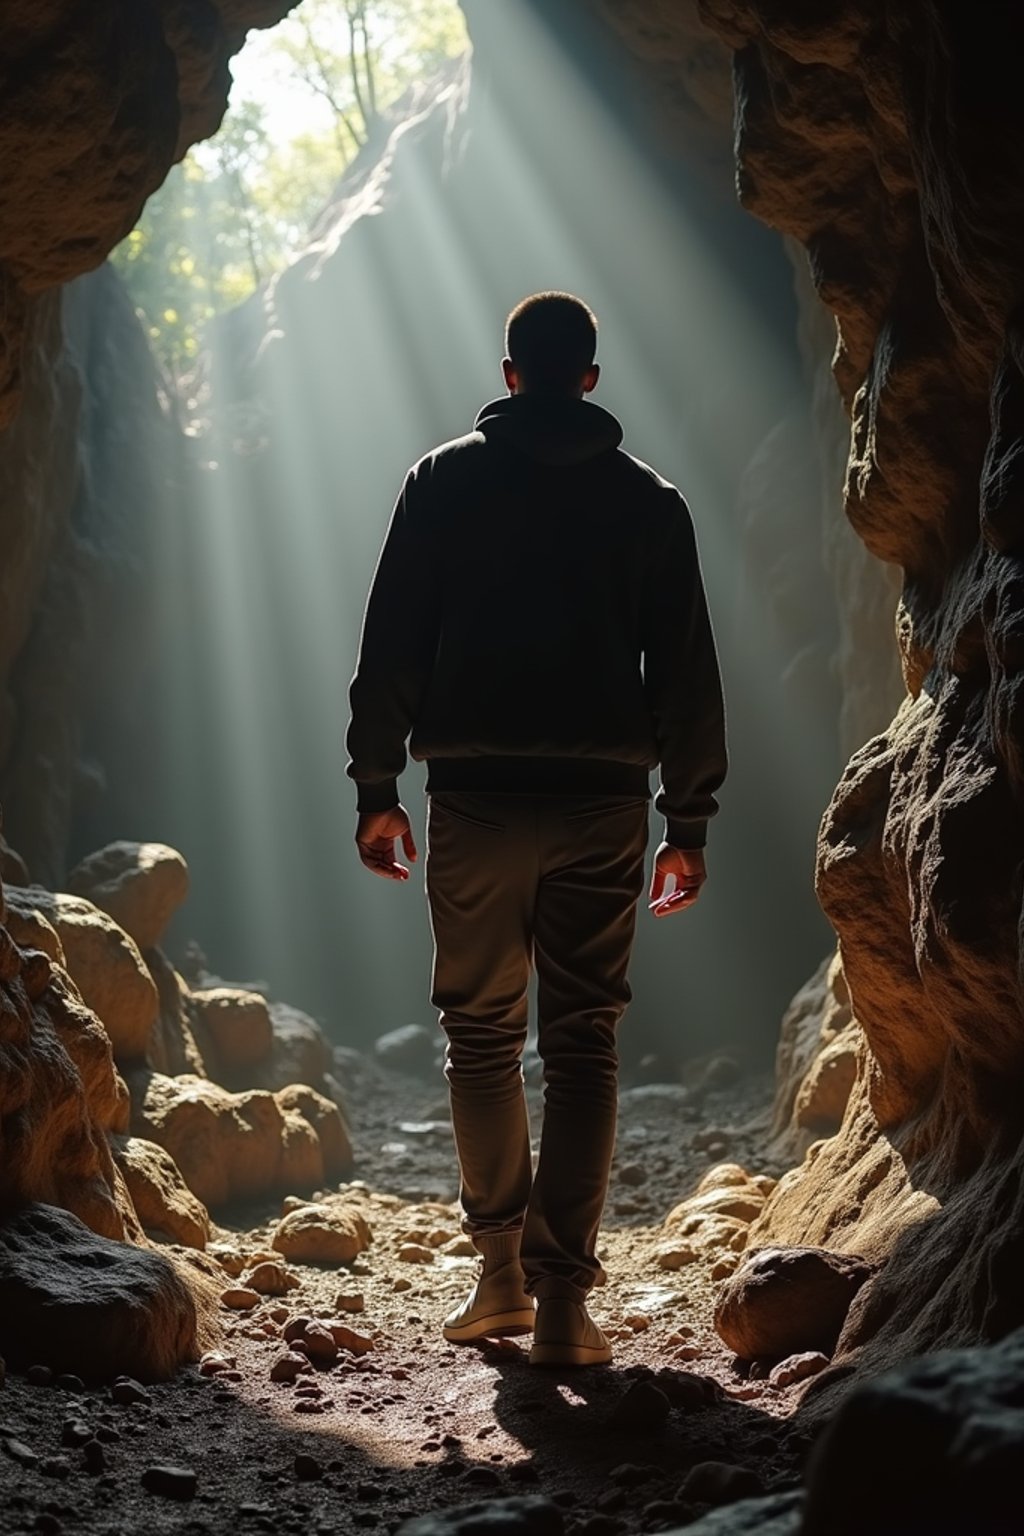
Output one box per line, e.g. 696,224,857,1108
111,0,468,375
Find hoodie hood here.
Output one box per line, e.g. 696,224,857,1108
475,394,623,467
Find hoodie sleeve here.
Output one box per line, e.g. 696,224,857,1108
345,463,440,812
642,492,727,849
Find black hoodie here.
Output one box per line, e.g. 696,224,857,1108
346,394,726,848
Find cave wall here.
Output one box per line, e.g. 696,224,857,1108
691,0,1024,1391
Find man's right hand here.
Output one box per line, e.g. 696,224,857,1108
648,843,706,917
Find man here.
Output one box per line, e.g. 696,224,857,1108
346,292,726,1367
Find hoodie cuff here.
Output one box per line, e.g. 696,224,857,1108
356,779,400,814
665,818,707,851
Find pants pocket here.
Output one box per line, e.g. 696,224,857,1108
429,794,508,833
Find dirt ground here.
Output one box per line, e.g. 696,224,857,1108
0,1055,816,1535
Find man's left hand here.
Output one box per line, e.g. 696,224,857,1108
356,805,418,880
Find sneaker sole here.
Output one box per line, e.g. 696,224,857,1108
528,1342,613,1367
442,1308,536,1343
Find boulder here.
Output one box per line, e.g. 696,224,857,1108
4,886,157,1062
395,1497,564,1535
374,1023,439,1076
188,987,273,1073
111,1136,210,1249
66,841,189,952
275,1083,352,1176
255,1002,333,1090
714,1246,875,1361
0,932,131,1240
0,1203,201,1380
144,948,206,1077
128,1071,346,1208
271,1201,372,1265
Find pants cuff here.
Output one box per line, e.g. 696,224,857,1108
529,1276,587,1302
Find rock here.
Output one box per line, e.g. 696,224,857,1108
715,1247,875,1361
666,1164,775,1228
111,1377,152,1405
221,1287,260,1310
618,1163,647,1186
140,1464,197,1500
398,1243,434,1264
128,1071,346,1207
770,1351,829,1388
66,842,189,953
271,1202,372,1265
395,1496,564,1534
270,1352,310,1382
608,1380,671,1433
655,1241,699,1271
274,1083,352,1176
188,987,273,1074
82,1438,105,1473
246,1261,297,1296
374,1024,439,1076
111,1135,210,1249
4,887,158,1062
327,1322,374,1355
3,1437,39,1466
198,1351,235,1376
253,1003,334,1091
336,1291,365,1313
681,1462,766,1506
54,1372,85,1392
0,1204,201,1380
26,1365,53,1386
294,1452,322,1480
301,1323,338,1363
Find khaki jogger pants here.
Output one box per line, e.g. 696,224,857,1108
425,790,650,1297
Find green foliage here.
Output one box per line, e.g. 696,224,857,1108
111,0,467,376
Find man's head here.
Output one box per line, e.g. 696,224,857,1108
503,291,600,399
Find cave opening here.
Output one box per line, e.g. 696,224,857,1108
3,2,1023,1533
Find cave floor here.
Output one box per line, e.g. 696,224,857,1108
1,1061,813,1535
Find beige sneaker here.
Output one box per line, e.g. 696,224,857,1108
529,1297,612,1367
442,1260,535,1343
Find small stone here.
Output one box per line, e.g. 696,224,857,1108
82,1439,106,1473
508,1462,540,1484
283,1315,312,1342
336,1292,365,1314
111,1378,151,1406
672,1344,701,1362
442,1236,477,1258
680,1461,765,1505
770,1351,830,1388
328,1322,374,1355
3,1436,39,1466
61,1419,93,1447
293,1399,325,1414
618,1163,647,1186
270,1352,310,1383
393,1277,413,1292
40,1455,71,1479
609,1463,655,1487
221,1287,260,1310
294,1453,323,1480
462,1466,502,1488
622,1314,650,1333
54,1373,86,1393
34,1514,62,1534
397,1244,434,1264
656,1244,698,1271
269,1305,290,1323
302,1323,338,1363
141,1464,197,1500
246,1262,299,1297
199,1351,237,1376
608,1380,671,1432
26,1364,54,1387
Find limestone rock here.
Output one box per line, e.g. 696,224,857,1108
128,1071,345,1208
111,1136,210,1249
66,842,188,952
189,987,273,1072
271,1202,372,1265
395,1497,564,1535
800,1329,1024,1535
274,1083,352,1175
257,1002,333,1091
0,1203,200,1380
714,1246,875,1361
374,1023,439,1076
657,1164,775,1269
4,887,157,1063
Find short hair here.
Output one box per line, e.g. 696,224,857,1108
505,291,598,394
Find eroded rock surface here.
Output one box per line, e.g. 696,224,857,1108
67,840,189,952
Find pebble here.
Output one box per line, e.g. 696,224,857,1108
328,1323,374,1356
294,1453,323,1480
34,1515,61,1535
247,1262,298,1296
283,1316,312,1343
55,1374,86,1393
680,1461,765,1505
621,1314,650,1333
40,1455,71,1479
618,1162,647,1186
655,1244,698,1271
303,1324,339,1363
336,1292,366,1314
293,1399,326,1414
770,1351,829,1388
111,1378,151,1406
393,1277,413,1292
397,1244,434,1264
26,1365,54,1387
141,1464,198,1500
4,1436,39,1466
61,1419,93,1447
82,1440,106,1474
608,1463,655,1487
221,1287,260,1310
672,1344,701,1362
270,1352,310,1383
608,1379,671,1432
199,1352,237,1377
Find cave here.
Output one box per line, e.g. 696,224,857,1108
1,1,1023,1533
